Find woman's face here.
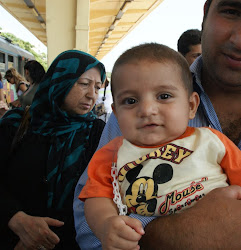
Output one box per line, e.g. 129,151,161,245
6,76,14,84
24,69,31,83
61,66,102,115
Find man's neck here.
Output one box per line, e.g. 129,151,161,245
201,70,241,146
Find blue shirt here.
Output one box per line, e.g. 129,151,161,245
73,56,241,250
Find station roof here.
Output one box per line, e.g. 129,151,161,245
0,0,164,59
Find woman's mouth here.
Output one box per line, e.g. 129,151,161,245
80,103,91,109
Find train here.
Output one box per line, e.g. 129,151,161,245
0,35,35,75
0,35,35,103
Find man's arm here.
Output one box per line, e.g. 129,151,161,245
74,181,241,249
73,113,153,250
140,185,241,249
73,168,102,249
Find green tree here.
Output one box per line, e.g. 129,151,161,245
0,28,47,70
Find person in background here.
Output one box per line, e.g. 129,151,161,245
177,29,202,66
95,78,113,122
4,67,28,107
73,0,241,249
0,50,106,250
0,72,5,102
0,72,9,117
0,100,9,118
19,60,46,108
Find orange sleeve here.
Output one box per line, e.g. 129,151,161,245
79,137,123,201
207,128,241,185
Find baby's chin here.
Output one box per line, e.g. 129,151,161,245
130,134,181,147
131,138,166,148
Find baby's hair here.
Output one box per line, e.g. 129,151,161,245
111,43,193,98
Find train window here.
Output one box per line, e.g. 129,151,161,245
8,55,13,62
8,55,14,69
0,52,5,63
0,52,5,76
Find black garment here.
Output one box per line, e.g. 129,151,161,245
0,119,105,249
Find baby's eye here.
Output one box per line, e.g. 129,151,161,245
158,93,171,100
123,98,137,105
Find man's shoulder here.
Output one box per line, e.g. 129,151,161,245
104,136,124,150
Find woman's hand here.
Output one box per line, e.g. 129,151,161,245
14,240,27,250
10,99,21,108
8,211,64,250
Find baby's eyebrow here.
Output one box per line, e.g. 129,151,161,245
115,90,135,99
116,84,180,96
155,84,179,91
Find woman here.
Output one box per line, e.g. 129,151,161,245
0,50,106,249
19,60,46,108
4,67,28,107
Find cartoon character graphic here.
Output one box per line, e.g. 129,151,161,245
125,163,173,216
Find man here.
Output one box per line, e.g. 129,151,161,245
177,29,202,66
73,0,241,248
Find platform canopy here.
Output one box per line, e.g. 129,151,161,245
0,0,164,60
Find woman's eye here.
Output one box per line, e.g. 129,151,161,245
123,98,137,105
158,93,171,100
77,81,88,86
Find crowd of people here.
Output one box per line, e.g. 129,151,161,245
0,60,46,118
0,0,241,249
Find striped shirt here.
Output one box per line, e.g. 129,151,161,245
73,56,241,250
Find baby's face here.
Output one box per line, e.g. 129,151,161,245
112,59,198,147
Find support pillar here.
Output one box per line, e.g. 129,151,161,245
46,0,76,65
75,0,90,53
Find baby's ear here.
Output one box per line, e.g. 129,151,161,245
189,91,200,120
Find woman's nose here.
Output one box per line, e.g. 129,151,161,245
86,84,96,99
